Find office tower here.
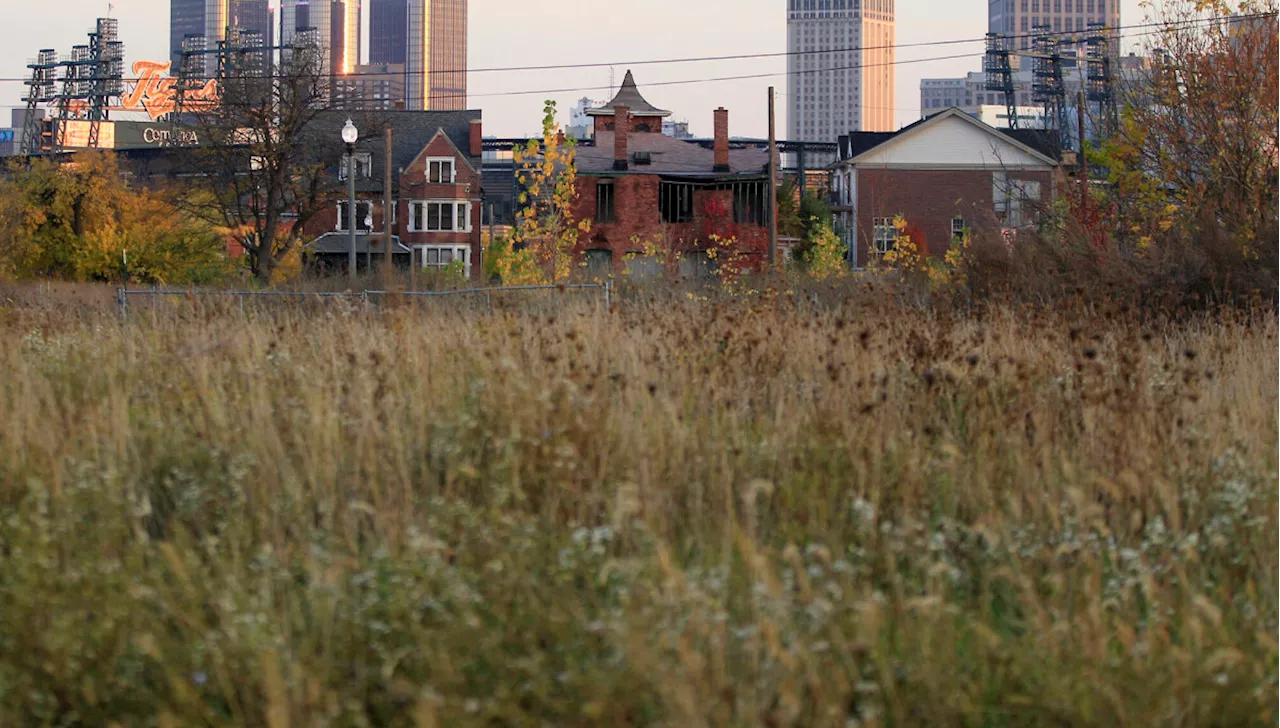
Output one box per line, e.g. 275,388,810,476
787,0,895,142
370,0,408,65
171,1,273,73
280,0,362,76
406,0,467,110
171,0,206,68
992,0,1120,65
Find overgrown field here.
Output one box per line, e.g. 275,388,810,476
0,295,1275,726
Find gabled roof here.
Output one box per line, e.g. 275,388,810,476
834,108,1060,168
311,109,481,193
577,131,769,178
402,127,479,177
586,70,672,118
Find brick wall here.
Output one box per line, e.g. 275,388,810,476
573,174,769,274
852,167,1054,263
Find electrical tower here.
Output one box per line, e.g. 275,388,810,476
1085,22,1118,136
1030,25,1069,154
983,33,1018,130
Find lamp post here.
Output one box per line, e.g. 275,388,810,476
342,118,359,283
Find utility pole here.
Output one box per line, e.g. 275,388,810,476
384,127,393,274
767,86,778,269
1076,89,1087,210
347,156,357,283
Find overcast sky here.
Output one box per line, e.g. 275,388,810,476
0,0,1149,138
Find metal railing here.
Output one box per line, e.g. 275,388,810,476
116,280,612,317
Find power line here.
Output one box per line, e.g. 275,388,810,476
0,12,1270,86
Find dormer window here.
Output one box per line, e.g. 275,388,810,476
338,152,372,180
426,158,456,184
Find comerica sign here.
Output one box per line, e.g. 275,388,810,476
120,60,218,120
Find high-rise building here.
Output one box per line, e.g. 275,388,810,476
406,0,467,110
170,1,273,74
992,0,1120,66
281,0,362,76
370,0,408,65
787,0,895,142
170,0,205,68
334,63,406,109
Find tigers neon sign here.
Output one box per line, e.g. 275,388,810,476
120,60,218,120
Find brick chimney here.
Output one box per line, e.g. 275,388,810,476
613,105,630,171
469,119,482,157
713,107,730,173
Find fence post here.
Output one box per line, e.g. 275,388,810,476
116,288,127,321
603,279,612,310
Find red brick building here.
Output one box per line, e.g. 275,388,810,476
569,71,772,278
302,110,485,279
829,108,1060,267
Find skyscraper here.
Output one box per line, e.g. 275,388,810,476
992,0,1120,66
787,0,895,142
170,1,273,74
370,0,408,65
170,0,205,69
406,0,467,110
280,0,362,76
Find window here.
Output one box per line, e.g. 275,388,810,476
417,245,471,275
336,200,373,232
338,152,372,180
407,201,472,232
426,158,455,184
994,173,1042,227
659,181,694,224
872,217,895,253
595,180,615,223
951,217,967,244
733,181,767,225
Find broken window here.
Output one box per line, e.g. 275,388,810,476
732,181,767,226
659,181,694,224
596,180,615,223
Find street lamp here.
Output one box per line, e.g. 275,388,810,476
342,118,358,283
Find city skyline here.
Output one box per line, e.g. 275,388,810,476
0,0,1150,138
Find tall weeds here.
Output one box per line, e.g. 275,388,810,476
0,297,1274,726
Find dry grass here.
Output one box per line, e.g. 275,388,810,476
0,292,1275,727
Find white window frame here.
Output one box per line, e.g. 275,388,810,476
425,157,456,184
338,152,372,181
416,245,471,277
336,200,374,232
407,200,472,233
951,217,967,243
872,217,895,253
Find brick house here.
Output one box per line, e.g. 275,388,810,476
302,110,485,279
829,108,1060,267
569,71,772,278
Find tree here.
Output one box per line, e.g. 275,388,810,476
1093,0,1277,284
0,151,225,283
496,101,589,285
176,38,355,282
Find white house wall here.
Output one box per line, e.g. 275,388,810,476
852,115,1047,169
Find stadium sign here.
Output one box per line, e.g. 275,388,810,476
121,60,218,120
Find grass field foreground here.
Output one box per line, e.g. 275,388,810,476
0,296,1275,726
